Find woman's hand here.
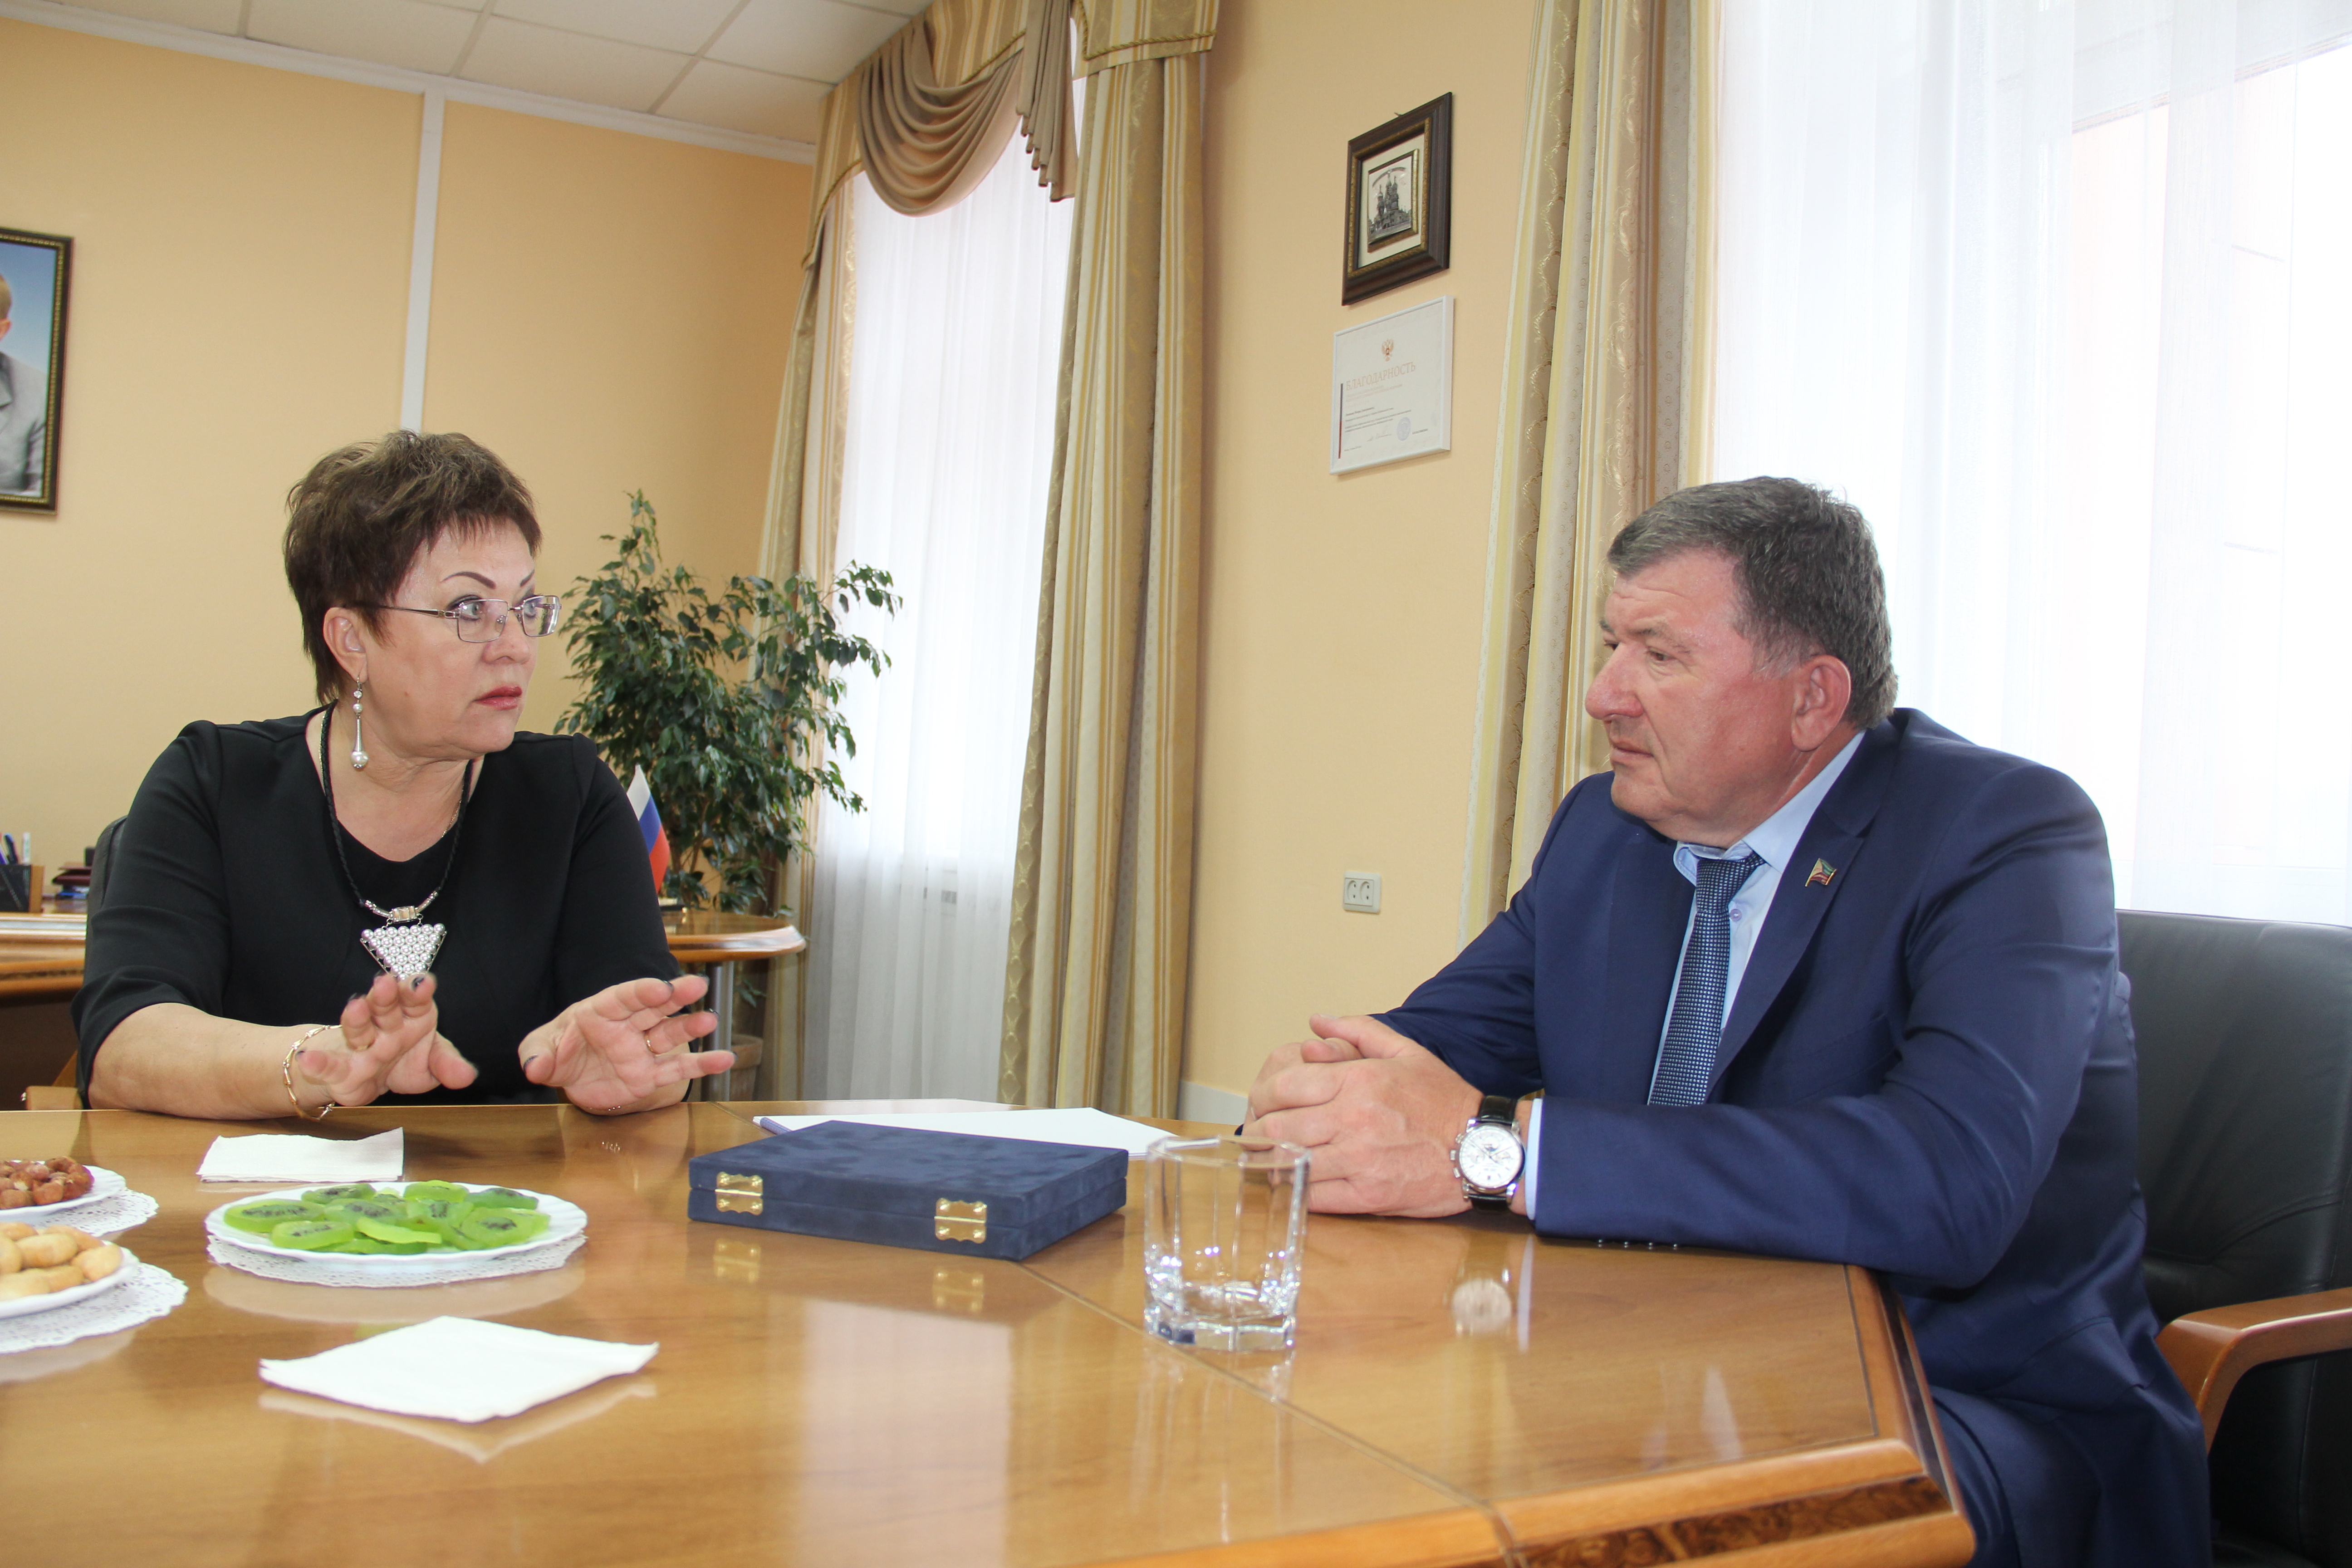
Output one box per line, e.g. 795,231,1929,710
519,976,730,1115
292,972,480,1109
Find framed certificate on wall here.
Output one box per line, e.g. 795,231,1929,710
1330,295,1453,475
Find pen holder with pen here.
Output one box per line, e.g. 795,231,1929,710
0,864,42,912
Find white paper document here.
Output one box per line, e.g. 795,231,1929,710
1330,294,1454,473
755,1107,1172,1157
197,1127,405,1183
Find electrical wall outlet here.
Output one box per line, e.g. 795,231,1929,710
1342,872,1382,913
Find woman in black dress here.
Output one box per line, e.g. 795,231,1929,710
74,432,733,1118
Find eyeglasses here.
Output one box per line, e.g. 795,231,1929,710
366,595,564,642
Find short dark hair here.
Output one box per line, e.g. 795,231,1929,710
283,431,542,702
1607,477,1897,730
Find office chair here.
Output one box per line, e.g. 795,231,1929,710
2123,911,2352,1568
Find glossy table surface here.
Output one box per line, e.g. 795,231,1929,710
0,1102,1972,1568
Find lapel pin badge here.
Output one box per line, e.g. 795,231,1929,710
1806,858,1837,888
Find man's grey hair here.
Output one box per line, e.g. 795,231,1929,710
1608,476,1897,731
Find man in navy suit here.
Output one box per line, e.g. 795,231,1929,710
1247,479,2207,1568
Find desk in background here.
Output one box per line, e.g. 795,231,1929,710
0,910,804,1101
0,1100,1973,1567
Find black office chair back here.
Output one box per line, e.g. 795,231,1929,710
2121,910,2352,1568
85,816,128,919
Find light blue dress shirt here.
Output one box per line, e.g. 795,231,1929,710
1518,732,1863,1216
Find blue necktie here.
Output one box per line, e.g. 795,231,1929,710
1650,850,1765,1107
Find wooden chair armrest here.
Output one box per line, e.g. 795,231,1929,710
20,1085,83,1110
2159,1285,2352,1447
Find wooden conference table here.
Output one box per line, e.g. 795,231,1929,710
0,1101,1974,1568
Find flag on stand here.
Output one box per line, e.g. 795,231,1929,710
625,767,671,892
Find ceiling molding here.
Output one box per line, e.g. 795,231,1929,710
0,0,817,164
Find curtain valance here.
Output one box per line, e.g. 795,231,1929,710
800,0,1220,264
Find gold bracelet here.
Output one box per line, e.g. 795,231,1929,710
282,1025,339,1121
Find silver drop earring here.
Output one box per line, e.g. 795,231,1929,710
349,684,370,770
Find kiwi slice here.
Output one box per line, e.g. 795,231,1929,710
272,1217,358,1251
342,1233,427,1256
469,1188,539,1210
402,1181,470,1205
457,1210,549,1250
328,1197,407,1224
225,1200,323,1234
355,1216,441,1246
303,1184,379,1205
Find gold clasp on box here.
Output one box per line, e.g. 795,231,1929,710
716,1171,764,1214
935,1198,988,1244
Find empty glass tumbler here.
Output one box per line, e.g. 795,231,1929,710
1142,1136,1310,1351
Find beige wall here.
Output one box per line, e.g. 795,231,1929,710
0,21,806,870
1184,0,1538,1096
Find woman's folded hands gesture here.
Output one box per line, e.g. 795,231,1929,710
520,975,732,1114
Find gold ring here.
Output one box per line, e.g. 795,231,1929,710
642,1033,660,1056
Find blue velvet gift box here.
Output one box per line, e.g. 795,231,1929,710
686,1120,1131,1260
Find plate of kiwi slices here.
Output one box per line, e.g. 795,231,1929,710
205,1182,584,1268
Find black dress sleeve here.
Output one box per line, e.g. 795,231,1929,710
550,737,680,1002
71,724,238,1098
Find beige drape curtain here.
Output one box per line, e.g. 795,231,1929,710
753,0,1079,1096
998,2,1215,1118
1457,0,1719,941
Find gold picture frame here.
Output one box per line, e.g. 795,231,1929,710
0,226,69,514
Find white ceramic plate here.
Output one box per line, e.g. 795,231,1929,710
204,1184,584,1269
0,1245,139,1321
1,1165,127,1220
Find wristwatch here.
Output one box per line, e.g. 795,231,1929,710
1451,1093,1525,1211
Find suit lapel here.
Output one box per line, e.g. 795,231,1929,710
1710,725,1900,1089
1594,822,1689,1103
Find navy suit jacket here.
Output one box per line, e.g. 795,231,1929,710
1382,711,2206,1566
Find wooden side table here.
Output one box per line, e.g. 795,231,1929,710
659,909,807,1100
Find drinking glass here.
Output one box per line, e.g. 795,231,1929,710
1142,1136,1309,1351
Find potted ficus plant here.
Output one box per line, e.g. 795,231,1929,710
558,492,896,915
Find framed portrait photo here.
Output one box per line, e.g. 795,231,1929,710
1342,94,1452,306
0,227,71,513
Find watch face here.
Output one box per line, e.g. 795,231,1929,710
1457,1124,1521,1191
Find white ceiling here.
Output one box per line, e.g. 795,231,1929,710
38,0,920,145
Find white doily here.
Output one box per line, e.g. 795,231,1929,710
0,1264,188,1357
208,1233,585,1288
44,1190,162,1240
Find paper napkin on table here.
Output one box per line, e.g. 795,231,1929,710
755,1107,1171,1156
198,1127,404,1183
259,1316,658,1423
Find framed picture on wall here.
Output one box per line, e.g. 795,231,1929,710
1341,95,1452,306
0,227,71,514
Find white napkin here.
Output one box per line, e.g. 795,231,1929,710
259,1316,657,1423
198,1127,405,1183
755,1107,1170,1156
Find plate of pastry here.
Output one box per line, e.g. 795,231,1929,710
0,1159,126,1219
0,1229,137,1319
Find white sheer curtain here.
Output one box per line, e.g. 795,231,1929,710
802,134,1073,1098
1715,0,2352,921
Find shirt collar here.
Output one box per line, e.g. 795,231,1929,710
1672,731,1865,883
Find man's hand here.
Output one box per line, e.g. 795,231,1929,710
1244,1014,1482,1217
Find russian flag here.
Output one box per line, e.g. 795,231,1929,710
625,766,671,891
